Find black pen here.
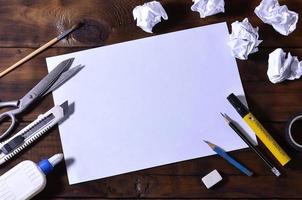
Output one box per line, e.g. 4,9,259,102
220,113,281,177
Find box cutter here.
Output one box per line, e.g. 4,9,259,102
0,101,68,165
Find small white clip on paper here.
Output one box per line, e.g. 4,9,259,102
268,48,302,84
133,1,168,33
254,0,299,36
191,0,225,18
227,18,262,60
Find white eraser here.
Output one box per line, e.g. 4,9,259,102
201,169,222,189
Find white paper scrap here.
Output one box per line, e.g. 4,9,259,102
227,18,262,60
46,22,256,185
191,0,225,18
268,48,302,84
254,0,298,36
133,1,168,33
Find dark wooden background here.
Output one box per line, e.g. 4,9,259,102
0,0,302,199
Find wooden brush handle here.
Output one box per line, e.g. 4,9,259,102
0,37,58,78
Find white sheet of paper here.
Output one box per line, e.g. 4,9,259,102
46,22,257,185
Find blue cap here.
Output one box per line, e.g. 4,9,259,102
38,159,54,175
38,154,63,175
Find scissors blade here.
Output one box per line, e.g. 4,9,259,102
18,58,74,110
43,64,84,96
30,58,75,97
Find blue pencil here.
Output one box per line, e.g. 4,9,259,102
204,140,253,176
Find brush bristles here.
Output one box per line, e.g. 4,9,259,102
72,22,84,30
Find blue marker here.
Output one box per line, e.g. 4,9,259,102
204,140,253,176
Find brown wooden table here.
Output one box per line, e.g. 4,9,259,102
0,0,302,199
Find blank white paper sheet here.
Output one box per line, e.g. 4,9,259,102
46,22,257,185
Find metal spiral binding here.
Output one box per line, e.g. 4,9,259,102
3,116,55,162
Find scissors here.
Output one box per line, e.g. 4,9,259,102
0,57,83,140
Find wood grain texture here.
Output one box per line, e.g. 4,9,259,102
0,0,301,48
0,0,302,199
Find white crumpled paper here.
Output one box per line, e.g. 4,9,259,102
191,0,225,18
267,48,302,84
254,0,299,36
227,18,262,60
133,1,168,33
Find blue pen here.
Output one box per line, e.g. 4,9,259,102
204,140,253,176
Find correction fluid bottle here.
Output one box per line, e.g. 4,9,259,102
0,153,63,200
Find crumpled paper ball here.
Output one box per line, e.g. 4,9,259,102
227,18,262,60
254,0,298,36
133,1,168,33
267,48,302,84
191,0,225,18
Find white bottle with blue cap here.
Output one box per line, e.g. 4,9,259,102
0,153,63,200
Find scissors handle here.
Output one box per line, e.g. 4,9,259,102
0,100,19,108
0,112,17,140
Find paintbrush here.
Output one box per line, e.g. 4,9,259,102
0,22,84,78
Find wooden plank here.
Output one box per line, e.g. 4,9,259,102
2,47,302,123
0,0,301,48
38,145,302,199
4,47,302,87
0,0,302,198
0,45,299,198
2,122,301,199
236,48,302,82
